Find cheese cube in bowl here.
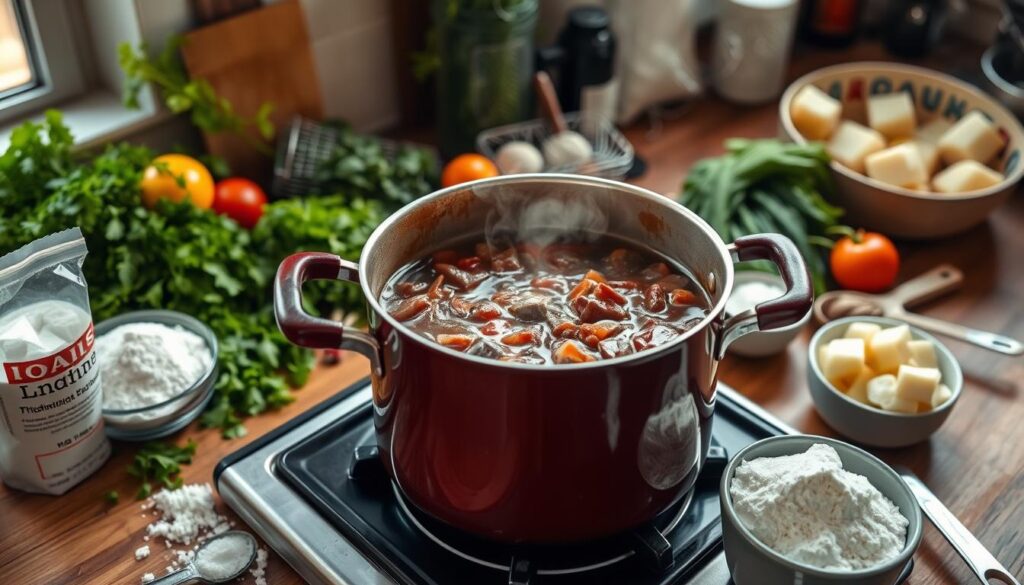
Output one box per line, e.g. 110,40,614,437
807,316,963,447
779,62,1024,239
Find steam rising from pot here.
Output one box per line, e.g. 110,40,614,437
481,188,609,251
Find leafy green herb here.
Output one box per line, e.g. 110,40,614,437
104,489,120,504
118,38,275,156
681,139,843,292
127,439,197,499
312,124,436,211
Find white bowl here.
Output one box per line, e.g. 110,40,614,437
780,62,1024,239
726,272,811,358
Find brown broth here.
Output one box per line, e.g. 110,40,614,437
380,235,709,364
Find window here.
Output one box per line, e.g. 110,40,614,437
0,0,87,124
0,1,34,95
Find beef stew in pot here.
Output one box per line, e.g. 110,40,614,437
381,237,709,364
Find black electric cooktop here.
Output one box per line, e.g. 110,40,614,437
215,380,914,584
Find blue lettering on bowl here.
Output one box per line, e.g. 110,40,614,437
870,77,893,95
897,81,916,102
921,86,943,113
944,96,967,119
1005,149,1019,174
828,80,843,100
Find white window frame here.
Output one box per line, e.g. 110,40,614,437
0,0,88,124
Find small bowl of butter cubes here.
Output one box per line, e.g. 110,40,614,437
780,62,1024,239
808,316,962,448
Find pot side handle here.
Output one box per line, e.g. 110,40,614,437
274,252,382,374
718,234,813,358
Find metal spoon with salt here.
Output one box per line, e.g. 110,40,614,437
147,530,258,585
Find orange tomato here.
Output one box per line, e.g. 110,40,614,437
441,154,499,187
830,230,900,292
140,154,215,209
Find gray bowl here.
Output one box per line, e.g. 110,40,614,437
807,316,962,448
720,435,922,585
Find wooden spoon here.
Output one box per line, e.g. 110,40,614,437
813,264,1023,355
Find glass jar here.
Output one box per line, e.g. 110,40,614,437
434,0,538,158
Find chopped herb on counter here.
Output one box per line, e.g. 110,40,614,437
128,439,198,499
104,490,120,505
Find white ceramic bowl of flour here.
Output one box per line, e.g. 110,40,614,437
719,435,922,585
97,310,218,441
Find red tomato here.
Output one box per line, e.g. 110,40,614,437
830,230,900,293
212,178,268,229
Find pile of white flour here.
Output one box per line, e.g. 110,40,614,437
729,443,908,570
97,322,211,412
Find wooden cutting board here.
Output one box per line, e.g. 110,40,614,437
181,0,322,182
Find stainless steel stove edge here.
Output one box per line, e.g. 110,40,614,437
217,386,391,585
215,383,796,585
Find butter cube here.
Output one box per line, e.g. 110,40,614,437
931,383,953,409
907,339,938,368
846,366,874,404
867,374,897,407
844,322,882,345
912,140,940,175
868,325,911,373
938,111,1005,165
822,338,866,385
791,85,842,140
932,160,1004,194
884,395,920,414
894,364,942,403
827,121,886,173
865,143,929,188
916,118,953,144
867,92,917,139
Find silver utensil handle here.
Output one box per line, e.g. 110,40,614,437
895,311,1024,355
147,564,200,585
900,471,1021,585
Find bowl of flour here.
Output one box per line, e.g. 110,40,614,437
97,310,218,441
719,436,922,585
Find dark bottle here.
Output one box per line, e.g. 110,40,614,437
800,0,864,47
883,0,948,58
536,6,616,114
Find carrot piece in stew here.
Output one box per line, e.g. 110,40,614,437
501,329,536,346
568,278,597,300
470,301,502,321
579,321,623,342
553,340,595,363
437,333,475,351
607,280,641,290
391,296,431,321
641,262,670,280
670,289,698,306
479,319,509,336
552,322,578,338
584,269,606,283
594,282,627,305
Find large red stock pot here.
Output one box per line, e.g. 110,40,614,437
275,174,811,544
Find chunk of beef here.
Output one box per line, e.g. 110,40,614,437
434,263,487,290
572,296,628,323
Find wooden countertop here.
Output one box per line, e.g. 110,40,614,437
2,42,1022,585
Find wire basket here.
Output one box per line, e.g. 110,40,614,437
272,116,437,199
476,112,634,180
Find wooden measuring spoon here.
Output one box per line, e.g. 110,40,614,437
813,264,1023,355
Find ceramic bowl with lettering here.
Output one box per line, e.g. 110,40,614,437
780,62,1024,239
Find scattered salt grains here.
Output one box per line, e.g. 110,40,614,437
140,573,154,584
250,547,269,585
134,545,150,560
